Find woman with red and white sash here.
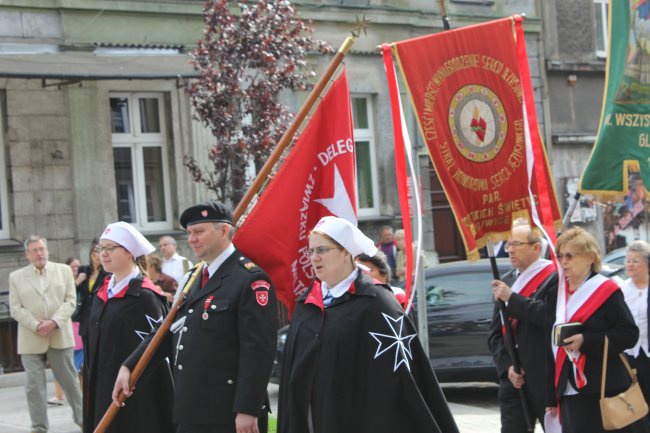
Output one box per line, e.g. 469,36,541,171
546,227,642,433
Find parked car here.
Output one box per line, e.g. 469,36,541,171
270,258,627,384
603,247,626,266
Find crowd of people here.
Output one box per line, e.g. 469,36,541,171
488,221,650,433
8,202,650,433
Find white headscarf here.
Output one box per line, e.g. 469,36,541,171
312,216,378,257
100,221,155,258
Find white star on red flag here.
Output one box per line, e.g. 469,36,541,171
314,163,356,224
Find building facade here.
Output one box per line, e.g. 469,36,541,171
0,0,544,368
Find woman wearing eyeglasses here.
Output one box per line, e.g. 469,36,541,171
546,227,641,433
278,216,458,433
621,241,650,419
84,222,173,433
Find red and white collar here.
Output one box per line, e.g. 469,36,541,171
511,259,553,294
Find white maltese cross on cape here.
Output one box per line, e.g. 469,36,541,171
369,313,417,372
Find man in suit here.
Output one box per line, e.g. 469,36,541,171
115,201,278,433
9,235,83,433
487,221,558,433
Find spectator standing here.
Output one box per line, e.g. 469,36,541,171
146,253,179,304
377,225,398,280
159,235,193,285
8,235,83,433
621,240,650,413
394,229,429,281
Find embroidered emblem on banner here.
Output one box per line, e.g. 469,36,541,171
255,291,269,306
448,85,507,162
369,313,417,372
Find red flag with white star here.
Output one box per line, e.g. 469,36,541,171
233,71,357,313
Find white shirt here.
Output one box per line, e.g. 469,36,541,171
32,265,46,293
205,244,236,279
107,267,140,299
621,278,649,357
162,253,193,285
321,269,359,300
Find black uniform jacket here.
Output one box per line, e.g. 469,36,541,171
278,272,459,433
487,265,558,397
124,250,278,431
84,275,174,433
545,274,639,406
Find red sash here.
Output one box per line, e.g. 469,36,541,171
501,263,556,335
554,278,619,390
97,275,162,302
518,264,555,298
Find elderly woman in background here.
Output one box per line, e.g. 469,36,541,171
622,240,650,409
546,227,641,433
278,216,458,433
145,253,178,304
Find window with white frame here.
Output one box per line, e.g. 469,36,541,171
595,0,608,58
351,96,380,217
110,93,172,231
0,99,9,239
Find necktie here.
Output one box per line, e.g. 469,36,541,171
201,267,209,289
323,290,334,307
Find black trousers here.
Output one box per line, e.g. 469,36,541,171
498,378,545,433
560,393,648,433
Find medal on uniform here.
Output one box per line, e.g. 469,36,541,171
202,296,214,320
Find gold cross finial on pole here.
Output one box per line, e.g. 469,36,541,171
351,15,370,38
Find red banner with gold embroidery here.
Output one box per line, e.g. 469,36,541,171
393,17,561,260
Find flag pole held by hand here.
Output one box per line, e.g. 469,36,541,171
93,263,205,433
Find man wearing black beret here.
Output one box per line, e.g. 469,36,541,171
114,201,278,433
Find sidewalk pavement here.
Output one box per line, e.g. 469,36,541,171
0,371,542,433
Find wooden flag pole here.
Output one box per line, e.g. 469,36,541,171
233,30,361,224
93,264,204,433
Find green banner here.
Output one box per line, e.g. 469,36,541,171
579,0,650,201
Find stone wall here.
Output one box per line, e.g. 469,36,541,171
4,79,75,264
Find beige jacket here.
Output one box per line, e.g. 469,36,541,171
9,261,76,354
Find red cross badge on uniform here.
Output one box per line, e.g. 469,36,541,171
255,291,269,307
201,210,208,217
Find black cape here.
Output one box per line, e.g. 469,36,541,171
278,272,459,433
84,275,174,433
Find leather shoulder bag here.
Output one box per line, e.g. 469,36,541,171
600,336,648,430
